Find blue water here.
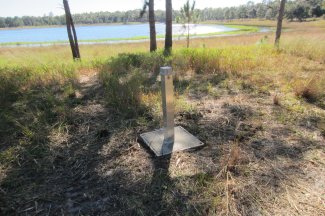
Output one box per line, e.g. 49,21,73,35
0,23,236,43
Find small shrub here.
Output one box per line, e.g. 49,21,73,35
99,52,169,117
139,51,166,74
102,69,147,116
107,52,165,76
107,53,143,76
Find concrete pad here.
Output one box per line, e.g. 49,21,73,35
140,126,204,157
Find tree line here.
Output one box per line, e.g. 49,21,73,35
199,0,324,21
1,0,324,28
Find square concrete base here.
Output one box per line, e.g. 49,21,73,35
140,126,204,157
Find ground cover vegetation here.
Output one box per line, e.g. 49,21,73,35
0,18,324,215
0,0,324,28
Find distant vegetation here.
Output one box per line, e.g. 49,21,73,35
0,0,324,28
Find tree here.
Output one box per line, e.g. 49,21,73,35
0,18,6,28
63,0,80,60
293,4,309,21
248,8,257,18
238,5,248,18
140,0,157,52
286,3,296,21
265,8,273,19
309,5,323,17
256,3,267,18
275,0,286,47
164,0,173,55
179,0,197,48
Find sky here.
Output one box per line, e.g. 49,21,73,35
0,0,262,17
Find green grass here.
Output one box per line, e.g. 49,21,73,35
0,63,78,166
97,42,324,121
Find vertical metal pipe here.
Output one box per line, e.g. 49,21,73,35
160,66,174,149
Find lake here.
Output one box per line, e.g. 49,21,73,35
0,23,238,44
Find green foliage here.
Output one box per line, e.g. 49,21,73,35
99,45,277,119
99,49,239,117
178,0,199,47
0,64,77,167
286,0,325,21
103,52,165,78
179,0,198,23
0,67,32,106
101,69,147,116
99,52,166,117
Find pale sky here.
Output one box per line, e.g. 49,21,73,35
0,0,262,17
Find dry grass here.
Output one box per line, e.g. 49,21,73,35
1,19,325,215
294,78,323,102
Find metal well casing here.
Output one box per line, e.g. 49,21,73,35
160,66,175,148
140,66,204,156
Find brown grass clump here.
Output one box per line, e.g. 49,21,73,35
227,143,241,172
225,133,252,174
293,78,322,102
273,93,281,106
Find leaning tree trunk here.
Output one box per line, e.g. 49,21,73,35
187,19,190,48
275,0,286,48
164,0,173,55
149,0,157,52
63,0,80,60
70,16,80,58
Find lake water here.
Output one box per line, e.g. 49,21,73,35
0,23,237,44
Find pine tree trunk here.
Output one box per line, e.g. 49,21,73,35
70,16,80,58
187,22,190,48
63,0,80,60
149,0,157,52
275,0,286,48
164,0,173,55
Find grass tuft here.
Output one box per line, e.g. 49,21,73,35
293,78,323,102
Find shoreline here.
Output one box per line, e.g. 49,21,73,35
0,22,147,31
0,25,271,48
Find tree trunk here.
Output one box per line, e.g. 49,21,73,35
275,0,286,48
63,0,80,60
164,0,172,55
149,0,157,52
187,22,190,48
70,16,80,58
